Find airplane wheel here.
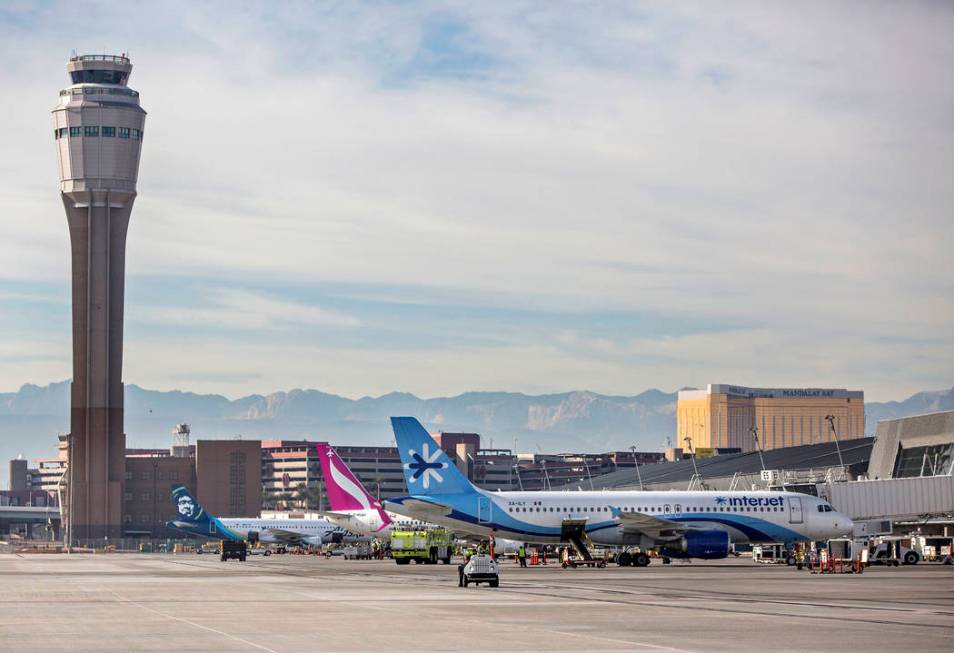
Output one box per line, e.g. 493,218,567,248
635,553,650,567
618,552,632,566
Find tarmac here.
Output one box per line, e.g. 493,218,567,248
0,553,951,652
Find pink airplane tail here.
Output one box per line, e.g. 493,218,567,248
316,443,391,530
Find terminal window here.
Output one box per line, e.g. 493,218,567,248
893,443,953,478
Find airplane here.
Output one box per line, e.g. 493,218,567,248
316,443,525,553
165,485,355,547
384,417,854,564
315,443,431,536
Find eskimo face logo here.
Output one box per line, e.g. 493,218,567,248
177,495,196,518
715,496,727,505
405,443,447,489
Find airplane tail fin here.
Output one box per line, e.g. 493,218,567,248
316,443,392,530
170,485,211,525
390,417,475,495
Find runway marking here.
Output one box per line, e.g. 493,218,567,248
105,588,280,653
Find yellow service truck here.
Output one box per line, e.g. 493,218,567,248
391,528,453,565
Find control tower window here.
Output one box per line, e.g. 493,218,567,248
102,126,116,137
132,128,142,140
69,127,81,137
84,126,99,137
58,127,68,138
70,69,129,85
118,127,130,139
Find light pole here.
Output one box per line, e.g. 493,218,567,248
684,437,703,489
512,464,524,491
750,426,767,473
629,445,644,491
825,414,847,478
581,460,595,490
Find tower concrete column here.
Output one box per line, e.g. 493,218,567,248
53,55,146,542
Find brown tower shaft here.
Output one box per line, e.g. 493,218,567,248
64,190,134,540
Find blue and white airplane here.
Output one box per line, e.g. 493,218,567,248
165,485,350,546
385,417,853,563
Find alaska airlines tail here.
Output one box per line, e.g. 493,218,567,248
390,417,475,495
170,485,210,525
316,443,392,530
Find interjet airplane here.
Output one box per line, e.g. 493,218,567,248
316,443,431,536
385,417,853,564
166,485,353,547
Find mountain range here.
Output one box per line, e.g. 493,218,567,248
2,382,952,487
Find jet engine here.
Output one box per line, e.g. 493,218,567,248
659,529,730,559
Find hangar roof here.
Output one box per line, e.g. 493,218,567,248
559,437,874,490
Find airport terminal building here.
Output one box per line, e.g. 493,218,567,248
677,384,866,452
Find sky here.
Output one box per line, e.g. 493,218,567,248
0,0,952,402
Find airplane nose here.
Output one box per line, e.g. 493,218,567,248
836,514,854,537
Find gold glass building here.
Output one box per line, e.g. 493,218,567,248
677,384,865,452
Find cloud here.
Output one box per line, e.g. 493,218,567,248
136,288,360,330
0,1,951,401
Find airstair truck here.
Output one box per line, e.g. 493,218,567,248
391,528,452,565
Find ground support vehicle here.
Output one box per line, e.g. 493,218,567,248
341,545,372,560
196,542,220,555
460,554,499,587
870,540,920,566
615,550,651,567
220,540,247,562
391,528,453,565
563,556,607,569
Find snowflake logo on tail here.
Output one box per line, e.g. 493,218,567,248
405,443,447,489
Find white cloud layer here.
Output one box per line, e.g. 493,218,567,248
0,1,951,400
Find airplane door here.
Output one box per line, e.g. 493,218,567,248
209,521,217,535
788,497,803,524
478,496,492,524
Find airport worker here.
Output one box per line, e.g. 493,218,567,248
518,544,527,567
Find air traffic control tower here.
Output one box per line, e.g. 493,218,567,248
52,54,146,541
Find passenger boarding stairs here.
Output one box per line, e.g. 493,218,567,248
561,519,594,560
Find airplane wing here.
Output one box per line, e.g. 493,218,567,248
385,497,454,521
262,528,309,544
610,507,686,541
317,511,354,520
